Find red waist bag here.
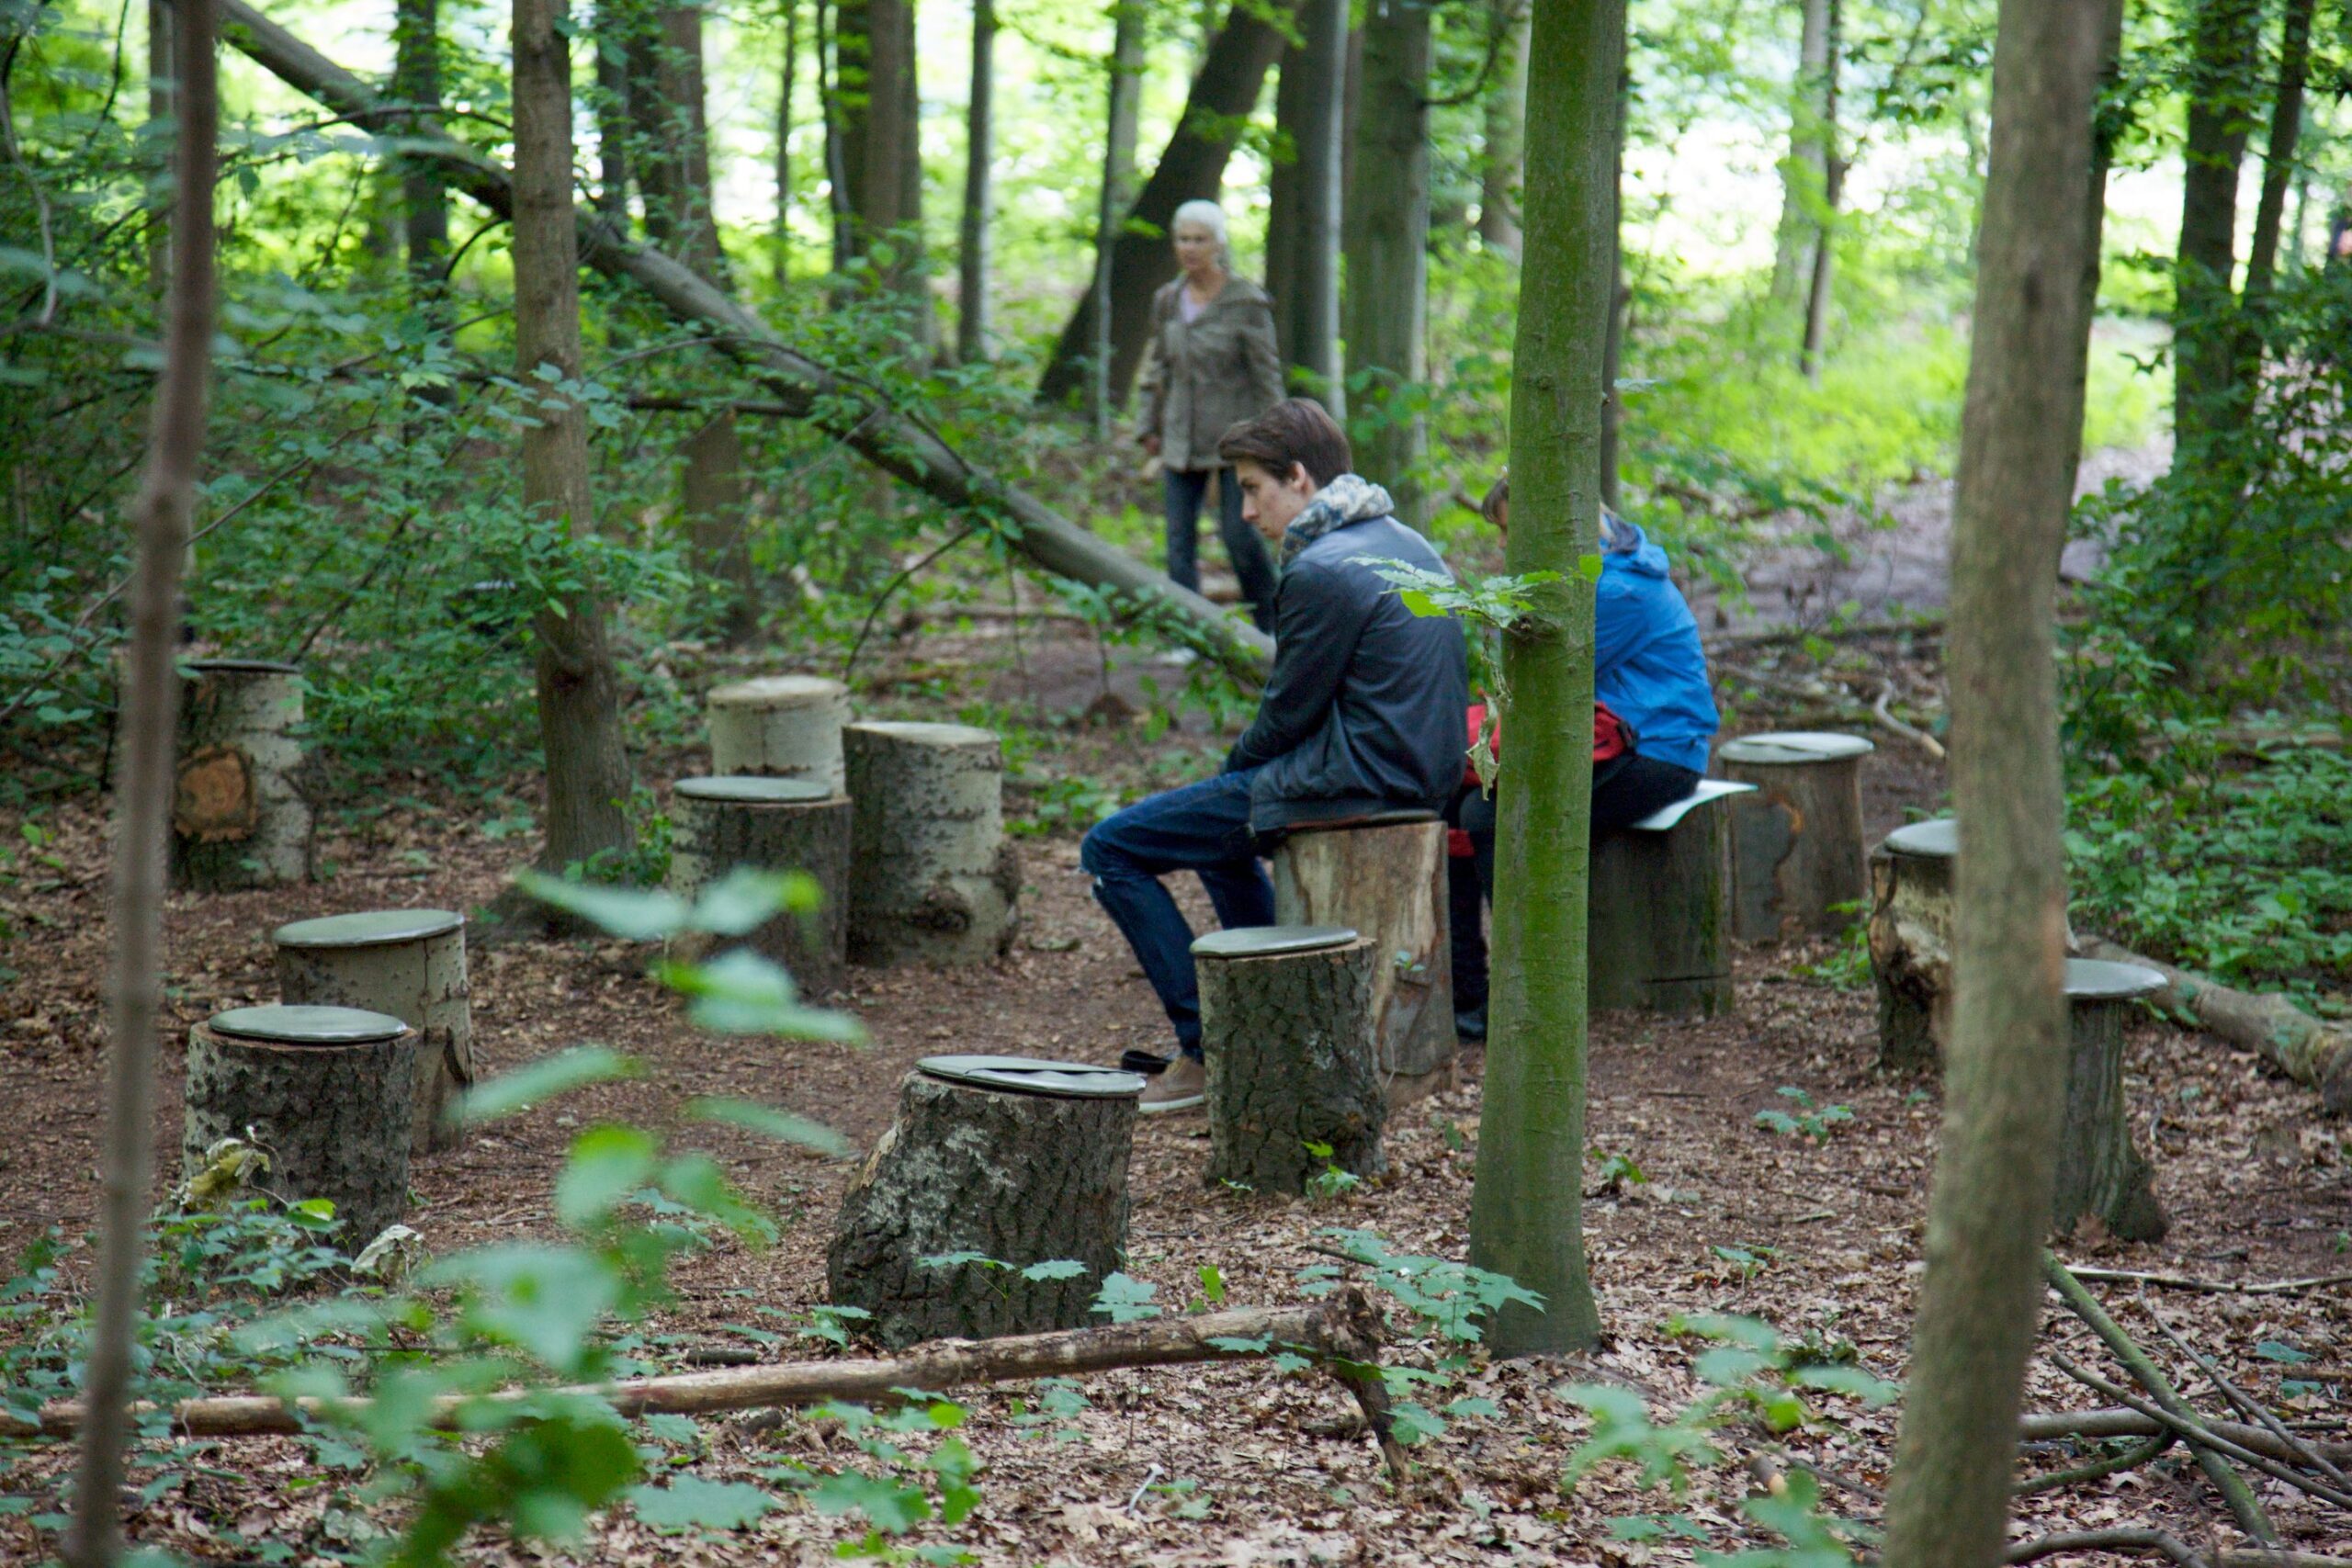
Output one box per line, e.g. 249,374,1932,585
1450,701,1638,857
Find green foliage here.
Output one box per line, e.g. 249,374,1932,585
1753,1088,1855,1143
1795,908,1873,993
1301,1140,1363,1201
1301,1230,1542,1347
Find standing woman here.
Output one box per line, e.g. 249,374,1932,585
1137,199,1283,632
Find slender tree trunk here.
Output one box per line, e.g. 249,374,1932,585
514,0,635,875
1477,4,1530,255
1343,0,1432,520
1465,0,1620,1359
818,0,851,272
2172,0,2261,459
776,0,797,288
958,0,996,365
1876,0,2119,1559
594,0,633,223
69,3,214,1563
1772,0,1830,304
393,0,447,302
1797,0,1840,379
837,0,932,349
1036,0,1293,409
2237,0,2316,342
146,0,174,292
1091,0,1145,433
1267,0,1346,407
1266,39,1304,343
2060,2,2127,504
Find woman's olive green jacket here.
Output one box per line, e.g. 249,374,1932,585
1137,275,1285,473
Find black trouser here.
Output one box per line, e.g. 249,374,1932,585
1445,754,1703,1014
1164,466,1278,633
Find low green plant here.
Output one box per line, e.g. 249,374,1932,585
1302,1140,1363,1201
1755,1088,1854,1143
1796,907,1873,993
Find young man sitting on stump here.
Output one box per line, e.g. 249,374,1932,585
1082,400,1469,1112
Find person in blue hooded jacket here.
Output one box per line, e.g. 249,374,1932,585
1446,473,1720,1041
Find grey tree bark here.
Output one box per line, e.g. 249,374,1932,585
2171,0,2261,461
1723,738,1873,942
1342,0,1431,520
1797,0,1840,379
274,912,474,1156
1869,835,1955,1070
1089,0,1145,433
1771,0,1831,303
71,3,214,1561
837,0,933,350
707,673,850,788
666,783,853,998
593,0,632,222
830,1074,1136,1346
1876,0,2120,1559
393,0,447,301
2232,0,2316,392
957,0,996,365
144,0,175,292
1200,938,1385,1193
1477,4,1530,255
1264,0,1347,407
843,721,1019,965
1270,820,1453,1089
1587,801,1735,1014
169,658,311,890
2052,979,2168,1243
775,0,798,288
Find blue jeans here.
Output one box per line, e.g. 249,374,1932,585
1164,467,1278,633
1080,769,1276,1059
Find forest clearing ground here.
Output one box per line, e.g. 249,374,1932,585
1,620,2346,1562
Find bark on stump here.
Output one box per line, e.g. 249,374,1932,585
181,1005,416,1247
843,721,1019,965
169,658,311,891
828,1058,1142,1348
274,909,472,1156
707,674,850,793
1271,814,1453,1100
1195,928,1385,1194
2053,960,2169,1242
666,776,853,998
1721,731,1874,942
1869,818,1956,1070
1588,787,1742,1015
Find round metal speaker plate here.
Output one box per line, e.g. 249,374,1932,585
917,1055,1147,1099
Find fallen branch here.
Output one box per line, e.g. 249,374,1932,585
2050,1353,2352,1511
5,1291,1427,1488
2061,1266,2352,1297
2018,1407,2352,1467
2138,1290,2352,1492
2013,1430,2172,1495
1872,680,1946,760
2073,934,2352,1111
199,0,1272,682
2005,1529,2352,1568
1702,615,1945,654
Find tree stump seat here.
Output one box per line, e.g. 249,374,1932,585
1869,817,1957,1069
1270,813,1453,1101
828,1055,1144,1347
170,658,312,891
666,775,853,997
1588,779,1751,1015
844,721,1019,966
181,1004,417,1248
273,908,472,1156
1721,731,1875,942
707,674,850,792
1193,925,1385,1194
2054,959,2169,1243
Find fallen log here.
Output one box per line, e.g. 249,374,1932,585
2073,934,2352,1112
1,1290,1420,1483
2006,1529,2352,1568
201,0,1272,682
2059,1266,2352,1296
2018,1409,2352,1468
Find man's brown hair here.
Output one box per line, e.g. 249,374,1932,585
1480,471,1509,524
1217,398,1352,489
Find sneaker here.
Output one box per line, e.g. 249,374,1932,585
1137,1054,1206,1113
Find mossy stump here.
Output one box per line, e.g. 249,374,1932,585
1588,785,1742,1015
2053,960,2169,1242
1195,927,1384,1195
666,776,853,998
274,908,471,1156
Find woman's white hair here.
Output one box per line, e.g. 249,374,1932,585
1170,198,1234,269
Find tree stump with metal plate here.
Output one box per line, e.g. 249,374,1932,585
1588,781,1749,1015
707,674,850,792
828,1056,1143,1347
843,721,1019,966
181,1005,416,1246
2053,960,2169,1242
665,775,853,997
1195,927,1384,1194
274,909,472,1156
1869,818,1957,1070
1720,731,1875,942
170,658,312,891
1271,813,1454,1100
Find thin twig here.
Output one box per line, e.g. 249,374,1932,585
2064,1267,2352,1297
2006,1529,2352,1567
840,524,983,682
2137,1291,2352,1492
2050,1353,2352,1510
2015,1430,2173,1495
1872,680,1946,759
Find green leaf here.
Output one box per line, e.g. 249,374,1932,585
640,1413,702,1446
421,1244,622,1376
629,1476,777,1532
555,1125,659,1228
1398,588,1442,617
514,870,688,939
1792,1364,1899,1406
1197,1263,1227,1304
460,1047,638,1123
1578,553,1605,581
1205,1335,1272,1353
921,1250,1006,1272
659,949,865,1041
683,1096,851,1158
1090,1271,1161,1324
1019,1258,1089,1282
1443,1396,1502,1419
1388,1401,1446,1443
808,1471,932,1532
1694,1347,1770,1387
2255,1339,2312,1364
685,867,822,935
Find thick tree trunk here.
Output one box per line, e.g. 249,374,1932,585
1270,819,1454,1090
169,658,312,890
2073,934,2352,1110
1586,798,1736,1015
1466,0,1621,1359
836,0,931,348
829,1071,1136,1346
72,4,213,1559
2234,0,2316,371
275,909,474,1156
515,0,635,878
707,673,850,788
1477,6,1530,255
1877,0,2118,1560
1869,823,1956,1070
2172,0,2261,460
1342,0,1431,520
1600,67,1627,506
1267,0,1347,405
393,0,447,299
181,1010,416,1246
1089,0,1145,431
1036,2,1291,410
1721,732,1874,942
2052,962,2169,1242
211,0,1275,678
1797,0,1840,379
1199,935,1385,1193
957,0,995,364
1771,0,1831,304
843,720,1019,965
666,777,853,997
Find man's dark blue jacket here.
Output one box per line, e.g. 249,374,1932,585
1225,475,1469,835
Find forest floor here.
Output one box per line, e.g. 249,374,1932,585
3,471,2349,1564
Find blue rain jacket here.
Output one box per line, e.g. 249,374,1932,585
1597,513,1718,775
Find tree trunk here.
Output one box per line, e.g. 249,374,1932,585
1600,65,1627,507
1721,731,1874,942
819,0,851,271
829,1070,1137,1346
683,413,754,643
1877,0,2118,1560
1090,0,1145,432
275,909,474,1156
1868,822,1956,1070
1342,0,1431,520
593,0,632,223
2059,0,2126,503
836,0,931,348
707,673,850,789
1585,797,1736,1015
169,658,312,890
1266,0,1347,407
1200,934,1385,1193
775,0,797,288
2052,961,2169,1243
71,3,213,1559
1797,0,1840,379
2171,0,2261,461
1477,5,1530,255
515,0,635,879
666,778,853,998
1465,0,1621,1360
2233,0,2316,369
957,0,995,365
145,0,174,293
843,720,1019,965
181,1009,417,1247
1270,819,1454,1091
1035,1,1291,410
1771,0,1831,304
393,0,447,301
